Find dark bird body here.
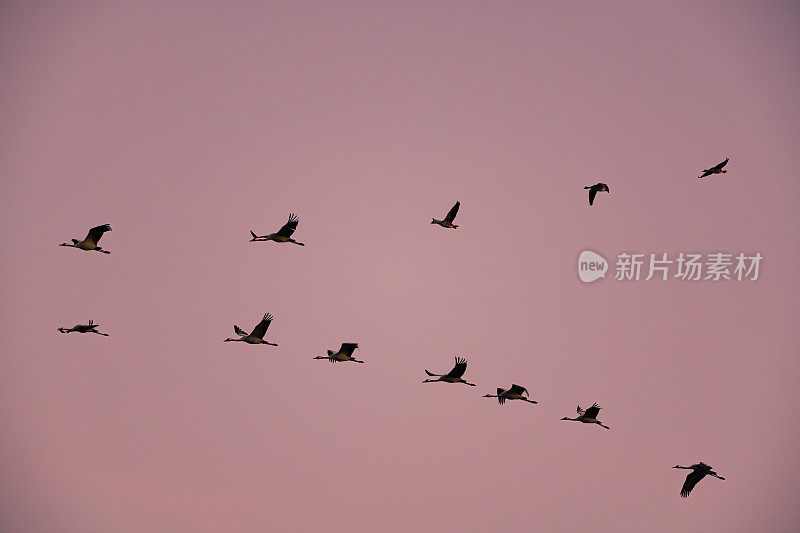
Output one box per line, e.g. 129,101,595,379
250,213,305,245
483,384,538,405
59,224,112,254
673,462,725,497
583,183,609,206
698,157,729,179
561,402,610,429
58,319,109,336
431,201,460,229
224,313,278,345
423,356,475,386
314,342,363,363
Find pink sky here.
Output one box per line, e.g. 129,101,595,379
1,1,799,531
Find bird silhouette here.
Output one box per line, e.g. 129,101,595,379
698,157,729,179
561,402,610,429
224,313,278,345
673,462,725,497
583,183,609,206
431,201,460,229
59,224,112,254
58,319,109,336
423,356,476,386
313,342,364,363
250,213,305,245
483,384,538,405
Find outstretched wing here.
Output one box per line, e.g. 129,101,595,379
588,188,597,206
339,342,359,356
234,325,248,336
444,201,460,224
250,313,273,339
497,388,507,405
85,224,112,245
509,384,528,397
583,403,601,419
444,357,467,379
712,157,729,171
276,213,299,238
680,470,704,498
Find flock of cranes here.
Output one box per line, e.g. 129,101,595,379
56,158,732,499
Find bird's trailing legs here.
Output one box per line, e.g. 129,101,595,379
58,243,110,254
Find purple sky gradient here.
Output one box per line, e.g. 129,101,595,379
1,1,799,531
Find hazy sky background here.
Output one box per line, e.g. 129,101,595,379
1,1,799,531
